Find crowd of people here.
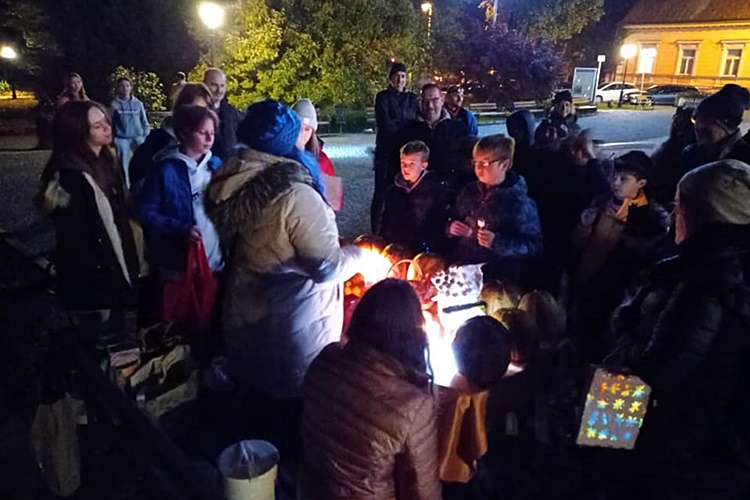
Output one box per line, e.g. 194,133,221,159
33,63,750,499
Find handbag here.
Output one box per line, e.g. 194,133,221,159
163,238,217,328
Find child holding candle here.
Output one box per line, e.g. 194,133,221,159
447,134,542,282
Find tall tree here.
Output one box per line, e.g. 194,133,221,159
0,0,57,79
500,0,605,42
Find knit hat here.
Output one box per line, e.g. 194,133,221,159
237,99,301,156
237,99,326,196
678,159,750,225
389,62,407,79
694,84,750,131
553,89,573,104
614,150,653,180
292,98,318,131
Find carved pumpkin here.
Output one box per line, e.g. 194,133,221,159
407,252,447,281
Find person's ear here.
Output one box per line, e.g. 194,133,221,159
421,161,429,170
636,178,647,190
500,158,511,172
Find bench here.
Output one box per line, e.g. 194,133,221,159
366,107,375,125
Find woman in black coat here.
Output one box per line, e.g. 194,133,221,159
605,159,750,499
36,101,139,345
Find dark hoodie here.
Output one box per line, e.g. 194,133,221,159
450,171,542,281
378,170,450,254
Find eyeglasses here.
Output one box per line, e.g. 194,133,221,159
472,158,503,169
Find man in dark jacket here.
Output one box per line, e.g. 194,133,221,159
604,159,750,499
204,68,241,161
371,62,419,231
394,84,471,199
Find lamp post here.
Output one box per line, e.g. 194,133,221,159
198,2,225,66
1,46,17,100
421,2,433,41
618,44,637,108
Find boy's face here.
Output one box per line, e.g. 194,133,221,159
473,148,510,186
116,80,132,98
400,152,428,183
612,172,646,201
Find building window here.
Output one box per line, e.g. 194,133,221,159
679,48,696,75
723,48,743,77
637,46,657,74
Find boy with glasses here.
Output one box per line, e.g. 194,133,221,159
447,134,542,282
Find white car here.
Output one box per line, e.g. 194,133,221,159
595,83,639,104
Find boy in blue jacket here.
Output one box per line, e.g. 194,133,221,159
448,134,542,282
111,76,150,187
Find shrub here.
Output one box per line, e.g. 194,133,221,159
0,80,10,93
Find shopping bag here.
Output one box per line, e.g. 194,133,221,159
29,394,81,497
575,367,651,450
129,344,198,423
323,174,343,212
163,238,217,327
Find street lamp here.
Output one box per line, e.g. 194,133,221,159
421,2,433,41
618,43,637,108
1,45,17,100
198,1,225,66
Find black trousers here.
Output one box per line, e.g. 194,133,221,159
370,155,393,233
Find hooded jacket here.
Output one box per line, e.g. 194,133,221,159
450,172,543,278
302,341,441,500
136,147,222,272
379,171,450,254
375,86,419,158
37,163,138,310
205,148,361,399
111,96,150,139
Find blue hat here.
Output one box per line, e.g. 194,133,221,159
237,99,301,157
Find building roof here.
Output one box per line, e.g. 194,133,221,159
623,0,750,25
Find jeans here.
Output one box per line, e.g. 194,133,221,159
114,137,145,188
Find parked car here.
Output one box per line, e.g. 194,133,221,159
633,85,704,106
595,82,639,104
627,90,653,106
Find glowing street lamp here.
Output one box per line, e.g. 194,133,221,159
198,2,225,66
421,2,433,41
1,46,17,99
618,43,637,108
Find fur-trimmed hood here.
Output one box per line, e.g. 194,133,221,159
205,147,315,244
36,171,71,215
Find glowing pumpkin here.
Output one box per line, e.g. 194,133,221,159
407,252,447,281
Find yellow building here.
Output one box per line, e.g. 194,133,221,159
620,0,750,91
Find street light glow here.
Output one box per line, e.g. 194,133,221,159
620,44,638,60
421,1,433,13
1,46,17,60
199,2,225,30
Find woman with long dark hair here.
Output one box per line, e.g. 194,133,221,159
36,101,139,345
301,279,440,500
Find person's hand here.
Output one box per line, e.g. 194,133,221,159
189,226,202,242
448,221,472,238
477,228,495,249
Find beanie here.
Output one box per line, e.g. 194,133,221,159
237,99,326,196
694,84,750,131
553,89,573,104
389,62,407,79
678,159,750,226
614,150,653,180
446,85,462,95
292,98,318,131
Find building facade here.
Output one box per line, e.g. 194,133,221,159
620,0,750,91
